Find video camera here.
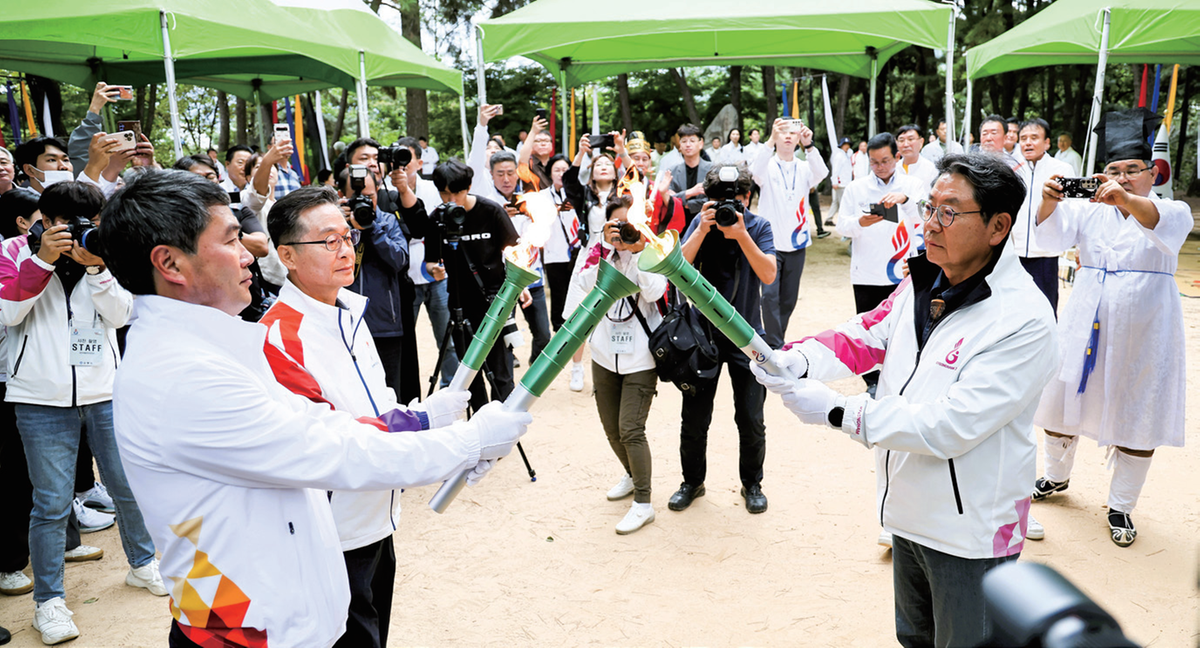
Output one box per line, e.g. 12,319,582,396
378,145,412,168
705,166,744,227
432,201,468,244
346,165,376,228
27,216,101,256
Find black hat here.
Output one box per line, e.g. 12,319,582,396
839,137,852,146
1093,108,1161,163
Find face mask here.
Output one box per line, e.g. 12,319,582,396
39,170,73,188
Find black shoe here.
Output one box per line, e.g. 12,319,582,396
1031,477,1069,501
816,230,831,239
0,624,9,645
668,483,705,511
741,484,768,514
824,219,835,226
1108,510,1136,547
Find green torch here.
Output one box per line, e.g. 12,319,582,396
430,259,642,513
444,260,541,394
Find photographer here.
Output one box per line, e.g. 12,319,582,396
0,182,164,645
835,132,925,399
669,164,777,515
751,117,828,350
338,165,412,398
427,160,522,411
563,194,666,535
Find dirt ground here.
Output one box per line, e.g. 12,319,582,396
1,199,1198,647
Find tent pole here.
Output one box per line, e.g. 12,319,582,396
963,76,973,147
459,92,470,158
1084,8,1111,175
475,24,487,106
560,70,569,156
944,5,956,148
160,10,183,160
591,85,600,135
357,50,370,138
868,56,878,138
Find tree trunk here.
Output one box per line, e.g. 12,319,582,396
670,68,701,125
1015,79,1029,120
730,66,743,132
877,63,888,133
399,0,429,138
1069,66,1087,141
1045,66,1058,126
763,65,778,132
913,51,927,129
236,97,248,146
145,84,159,140
835,74,850,137
333,88,349,145
217,91,230,151
617,73,633,133
986,77,1001,118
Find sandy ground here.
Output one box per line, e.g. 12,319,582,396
1,200,1198,647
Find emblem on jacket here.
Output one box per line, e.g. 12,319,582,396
937,338,964,370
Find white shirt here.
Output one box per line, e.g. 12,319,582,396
1009,154,1073,258
830,147,853,187
540,186,580,265
750,145,828,252
1054,147,1083,176
851,150,870,180
835,172,926,285
920,140,964,165
420,145,439,170
406,176,445,286
897,155,939,190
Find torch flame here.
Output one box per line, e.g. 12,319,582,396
617,165,671,254
504,192,558,269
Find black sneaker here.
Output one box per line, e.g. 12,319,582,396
1108,510,1136,547
667,483,705,511
1031,477,1069,501
741,484,768,514
816,230,831,239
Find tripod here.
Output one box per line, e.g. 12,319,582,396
425,241,536,482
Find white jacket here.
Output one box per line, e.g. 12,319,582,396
114,296,482,648
1010,154,1073,258
0,245,131,406
750,145,828,252
261,282,413,551
790,246,1057,559
836,172,927,285
563,243,667,375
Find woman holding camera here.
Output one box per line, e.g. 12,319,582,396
563,194,666,535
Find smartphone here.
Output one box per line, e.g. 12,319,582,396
116,120,142,145
786,119,805,133
109,130,138,153
228,190,242,205
273,123,291,144
114,86,134,101
870,203,899,223
491,104,504,116
535,108,548,122
589,133,615,150
1059,177,1099,199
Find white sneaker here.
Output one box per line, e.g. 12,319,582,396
75,481,115,513
615,503,655,535
569,363,585,392
0,570,32,595
878,531,893,548
126,558,168,596
1027,515,1045,541
32,597,79,645
606,474,635,501
64,545,103,562
73,498,114,533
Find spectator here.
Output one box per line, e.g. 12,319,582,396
669,164,776,515
206,147,225,181
894,125,939,189
0,147,15,195
755,152,1055,648
978,115,1008,156
563,194,667,535
1054,132,1083,175
751,117,828,350
742,128,764,163
96,170,528,647
827,137,853,226
539,153,581,334
66,83,121,180
835,132,925,399
518,115,556,190
1004,117,1021,163
851,140,869,180
717,129,744,166
418,136,439,178
1010,118,1073,311
1,182,165,645
272,126,302,199
666,123,712,228
318,168,335,187
919,119,964,164
221,145,253,192
15,136,72,194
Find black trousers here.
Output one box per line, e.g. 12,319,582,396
679,337,767,489
454,310,515,412
1018,255,1059,317
852,283,898,389
544,260,575,331
0,386,32,572
397,281,421,404
374,335,405,401
334,537,396,648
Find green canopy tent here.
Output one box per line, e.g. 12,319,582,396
475,0,956,151
965,0,1200,172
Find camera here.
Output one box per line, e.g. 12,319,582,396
27,216,101,256
502,312,524,348
346,164,375,228
705,166,744,227
378,146,412,168
535,108,548,122
1059,177,1100,199
273,123,290,144
110,130,137,153
432,201,468,243
618,222,642,245
589,134,615,150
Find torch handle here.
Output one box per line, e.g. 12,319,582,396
740,334,803,381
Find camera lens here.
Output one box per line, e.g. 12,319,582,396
714,201,740,227
618,222,642,245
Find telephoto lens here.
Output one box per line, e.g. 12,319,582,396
618,222,642,245
502,313,525,348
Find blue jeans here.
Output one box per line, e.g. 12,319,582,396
16,401,156,602
892,534,1018,648
413,280,459,387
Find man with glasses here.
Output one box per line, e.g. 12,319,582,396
1030,108,1190,548
261,186,473,648
753,152,1057,647
835,132,926,398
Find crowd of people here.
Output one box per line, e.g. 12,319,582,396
0,77,1187,648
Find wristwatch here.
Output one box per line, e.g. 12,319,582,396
85,266,102,275
827,406,845,428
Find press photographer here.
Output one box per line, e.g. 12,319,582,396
426,160,522,411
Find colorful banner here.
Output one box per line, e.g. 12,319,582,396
292,95,309,184
20,81,37,137
5,79,20,146
1152,65,1180,199
1138,64,1147,107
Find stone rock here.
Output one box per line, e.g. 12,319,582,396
704,104,739,145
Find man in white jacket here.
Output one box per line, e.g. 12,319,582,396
1010,118,1074,311
96,171,530,648
754,152,1057,648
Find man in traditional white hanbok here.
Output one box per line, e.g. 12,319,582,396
1030,108,1189,547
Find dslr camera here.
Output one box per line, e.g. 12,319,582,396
432,201,468,243
377,145,412,168
346,165,376,228
705,166,744,227
27,216,101,256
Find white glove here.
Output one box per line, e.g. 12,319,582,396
767,348,808,380
469,401,532,461
465,459,496,487
410,389,470,429
752,362,841,427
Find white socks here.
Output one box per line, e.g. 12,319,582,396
1107,451,1152,514
1043,434,1079,483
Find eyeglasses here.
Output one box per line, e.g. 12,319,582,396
281,230,360,252
916,200,984,228
1103,166,1154,180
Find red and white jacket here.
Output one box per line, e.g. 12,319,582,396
261,281,425,551
787,246,1057,559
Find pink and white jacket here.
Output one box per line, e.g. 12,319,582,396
786,245,1057,559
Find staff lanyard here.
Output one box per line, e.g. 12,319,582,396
775,159,798,197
